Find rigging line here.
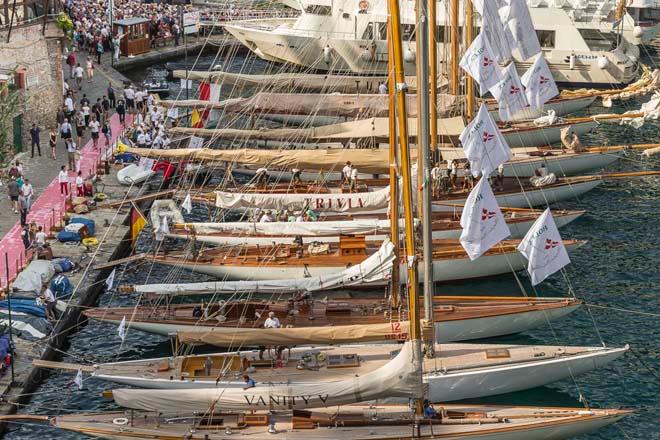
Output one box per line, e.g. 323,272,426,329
628,348,660,387
585,303,660,318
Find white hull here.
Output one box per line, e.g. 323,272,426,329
98,302,581,343
93,345,625,404
432,179,603,212
502,120,597,148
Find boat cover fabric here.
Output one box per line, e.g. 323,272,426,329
112,340,422,412
215,186,390,213
176,321,411,347
11,260,55,293
126,147,404,174
181,219,394,236
134,239,395,296
168,116,465,142
150,200,186,232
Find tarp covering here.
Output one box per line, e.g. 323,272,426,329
149,200,185,232
177,321,410,347
11,260,55,293
172,70,444,93
169,116,466,142
112,340,421,412
158,92,459,118
215,186,390,212
134,238,395,295
124,147,408,174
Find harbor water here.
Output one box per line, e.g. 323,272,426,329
4,53,659,439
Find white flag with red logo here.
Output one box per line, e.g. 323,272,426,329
499,0,542,61
459,103,512,177
517,208,571,285
460,178,511,260
490,62,529,121
520,54,559,110
473,0,515,63
460,32,504,96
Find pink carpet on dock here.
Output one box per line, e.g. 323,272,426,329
0,114,128,287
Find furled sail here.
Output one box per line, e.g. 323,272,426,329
215,186,390,213
134,238,395,296
123,147,405,174
182,219,394,237
112,340,421,412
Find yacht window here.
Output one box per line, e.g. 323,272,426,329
377,22,387,40
362,22,374,40
578,29,616,51
536,30,555,48
401,24,416,42
636,7,660,23
304,5,332,15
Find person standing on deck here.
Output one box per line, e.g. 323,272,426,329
342,161,352,186
42,283,57,322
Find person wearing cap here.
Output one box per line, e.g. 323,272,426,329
264,311,281,328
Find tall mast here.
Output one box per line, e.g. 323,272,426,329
416,0,430,216
429,0,438,152
416,0,435,352
387,0,424,412
465,0,475,119
450,0,460,95
388,18,400,309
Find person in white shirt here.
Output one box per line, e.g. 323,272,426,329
35,226,47,247
88,116,100,149
378,82,388,94
124,86,136,112
41,283,57,321
58,165,69,196
349,167,358,192
74,63,84,90
137,132,147,147
76,171,84,197
449,160,458,189
21,178,33,211
255,167,269,186
430,162,442,197
259,211,274,223
263,311,281,328
66,139,77,171
64,96,74,114
60,119,73,140
342,161,352,185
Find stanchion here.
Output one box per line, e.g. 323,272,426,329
4,253,15,385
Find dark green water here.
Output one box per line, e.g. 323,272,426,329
3,52,659,439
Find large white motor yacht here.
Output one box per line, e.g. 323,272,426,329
225,0,640,86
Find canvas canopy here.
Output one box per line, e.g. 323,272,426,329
112,340,421,412
215,186,390,212
133,238,395,296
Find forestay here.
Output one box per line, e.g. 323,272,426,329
134,239,396,296
112,341,421,412
215,186,391,213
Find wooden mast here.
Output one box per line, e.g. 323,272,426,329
465,0,475,119
387,0,424,412
388,18,400,309
450,0,460,95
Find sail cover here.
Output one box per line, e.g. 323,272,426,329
124,147,403,174
112,340,421,412
215,186,390,213
134,238,395,296
183,219,394,236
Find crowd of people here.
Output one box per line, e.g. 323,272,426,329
63,0,193,62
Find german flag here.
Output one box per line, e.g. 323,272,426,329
130,203,147,246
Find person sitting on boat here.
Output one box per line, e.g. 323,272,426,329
255,167,269,186
423,400,439,419
536,163,549,178
530,164,557,187
260,211,274,223
264,311,281,328
494,163,505,192
570,133,586,153
291,168,303,185
342,161,352,186
242,374,256,389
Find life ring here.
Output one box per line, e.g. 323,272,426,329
82,237,99,247
95,193,108,201
317,352,327,363
275,359,285,368
359,0,369,11
112,417,129,425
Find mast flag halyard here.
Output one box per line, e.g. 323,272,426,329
517,208,571,285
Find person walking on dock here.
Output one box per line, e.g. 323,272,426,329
7,177,19,214
116,100,126,125
74,63,84,91
85,58,94,83
58,165,69,196
107,83,116,108
49,128,57,160
21,178,33,212
29,123,41,157
66,50,77,79
18,194,28,227
89,115,100,149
